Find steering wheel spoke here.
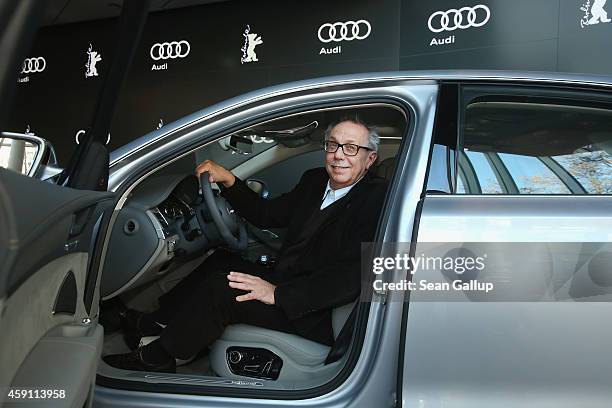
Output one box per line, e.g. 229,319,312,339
200,172,248,251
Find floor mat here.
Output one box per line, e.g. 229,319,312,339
177,353,216,376
102,331,132,356
103,332,217,376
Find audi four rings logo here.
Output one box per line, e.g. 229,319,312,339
428,5,491,33
75,129,111,145
21,57,46,74
318,20,371,43
149,41,191,60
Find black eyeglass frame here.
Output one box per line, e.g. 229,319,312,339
323,140,373,156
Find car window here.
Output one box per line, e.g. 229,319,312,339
465,151,503,193
498,153,570,194
458,99,612,195
456,173,466,193
425,84,458,194
552,150,612,194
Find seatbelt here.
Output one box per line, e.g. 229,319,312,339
59,0,152,191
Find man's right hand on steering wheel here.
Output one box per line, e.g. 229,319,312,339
195,160,236,188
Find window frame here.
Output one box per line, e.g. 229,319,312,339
454,84,612,196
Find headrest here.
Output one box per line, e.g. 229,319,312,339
373,156,397,180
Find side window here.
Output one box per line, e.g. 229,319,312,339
426,84,458,194
498,153,570,194
458,96,612,195
456,173,466,193
461,151,504,194
552,150,612,194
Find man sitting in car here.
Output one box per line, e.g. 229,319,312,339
104,117,388,372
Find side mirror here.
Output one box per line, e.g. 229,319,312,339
217,134,254,155
0,132,61,180
246,179,269,198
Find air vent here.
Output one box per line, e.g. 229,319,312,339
123,219,140,235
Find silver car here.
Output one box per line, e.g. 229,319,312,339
1,70,612,408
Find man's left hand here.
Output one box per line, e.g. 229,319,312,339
227,272,276,305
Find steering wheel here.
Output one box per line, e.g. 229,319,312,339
200,172,248,251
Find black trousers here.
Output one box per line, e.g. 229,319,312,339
155,250,297,359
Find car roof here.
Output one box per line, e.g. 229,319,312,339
110,69,612,165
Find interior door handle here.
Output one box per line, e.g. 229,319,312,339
69,206,94,238
53,271,77,315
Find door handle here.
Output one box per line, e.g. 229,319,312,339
69,206,94,238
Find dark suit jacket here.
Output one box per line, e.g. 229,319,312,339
221,167,387,345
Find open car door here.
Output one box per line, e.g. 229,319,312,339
0,1,150,406
0,168,115,406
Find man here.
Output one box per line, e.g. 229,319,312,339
104,117,388,372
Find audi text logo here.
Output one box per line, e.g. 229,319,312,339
318,20,371,43
428,5,490,33
21,57,46,74
149,41,191,60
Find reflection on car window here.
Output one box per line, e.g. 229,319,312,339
456,173,466,193
458,99,612,195
552,150,612,194
465,151,503,193
498,153,570,194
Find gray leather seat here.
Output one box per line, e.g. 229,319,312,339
209,303,354,381
373,156,397,180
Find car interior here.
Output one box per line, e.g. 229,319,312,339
97,104,408,389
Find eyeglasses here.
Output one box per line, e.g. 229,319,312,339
323,141,372,156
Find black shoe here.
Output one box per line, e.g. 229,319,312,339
123,331,142,351
120,309,164,350
103,348,176,373
99,298,129,333
120,309,144,350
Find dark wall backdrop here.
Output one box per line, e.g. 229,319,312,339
8,0,612,164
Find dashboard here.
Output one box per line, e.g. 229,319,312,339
100,174,226,299
151,176,201,239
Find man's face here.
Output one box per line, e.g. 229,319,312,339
325,121,377,189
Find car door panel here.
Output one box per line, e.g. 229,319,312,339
0,168,114,407
4,171,112,295
401,84,612,407
404,196,612,407
7,325,103,408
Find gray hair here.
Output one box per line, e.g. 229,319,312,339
324,115,380,152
